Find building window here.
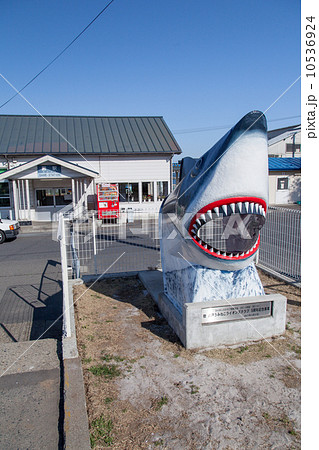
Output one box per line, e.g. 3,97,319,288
277,177,289,190
55,188,73,205
142,182,154,202
0,181,10,207
118,183,139,202
157,181,168,201
36,188,72,207
286,143,301,154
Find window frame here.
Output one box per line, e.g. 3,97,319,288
142,181,154,202
118,182,140,203
277,177,289,191
35,187,73,207
156,181,169,202
0,181,11,208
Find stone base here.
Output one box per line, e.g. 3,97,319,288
163,263,265,314
158,292,287,349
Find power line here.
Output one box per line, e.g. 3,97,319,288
0,0,116,110
173,115,301,135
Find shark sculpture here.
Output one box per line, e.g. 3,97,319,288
160,111,269,313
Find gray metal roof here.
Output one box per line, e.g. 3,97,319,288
0,115,182,155
267,124,300,141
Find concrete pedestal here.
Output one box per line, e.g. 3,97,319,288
159,292,286,349
139,270,287,350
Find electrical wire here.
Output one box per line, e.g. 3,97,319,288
0,0,116,110
173,115,301,134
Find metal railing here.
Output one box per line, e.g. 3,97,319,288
61,210,161,279
60,207,301,281
59,205,301,295
58,206,301,336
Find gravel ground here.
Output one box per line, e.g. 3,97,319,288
73,270,301,449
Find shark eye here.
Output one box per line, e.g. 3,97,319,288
190,158,202,177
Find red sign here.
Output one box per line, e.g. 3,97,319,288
97,183,119,219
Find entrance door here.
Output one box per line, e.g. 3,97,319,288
36,188,72,207
275,177,289,204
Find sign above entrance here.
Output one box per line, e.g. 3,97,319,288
37,165,62,178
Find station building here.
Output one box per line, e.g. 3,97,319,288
0,115,181,221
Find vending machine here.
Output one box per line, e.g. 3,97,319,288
97,183,119,220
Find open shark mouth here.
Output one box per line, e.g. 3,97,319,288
188,197,267,260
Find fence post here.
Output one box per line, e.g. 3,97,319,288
70,227,81,279
92,212,98,275
58,214,72,338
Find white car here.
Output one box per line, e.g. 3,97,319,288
0,218,20,244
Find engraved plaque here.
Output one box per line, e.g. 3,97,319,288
202,301,272,324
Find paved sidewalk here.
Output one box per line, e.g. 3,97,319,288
19,221,56,234
0,340,62,449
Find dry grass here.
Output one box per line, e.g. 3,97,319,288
74,271,301,449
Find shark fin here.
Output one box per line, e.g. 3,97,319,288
179,157,198,182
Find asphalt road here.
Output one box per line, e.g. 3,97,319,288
0,232,63,342
0,232,63,449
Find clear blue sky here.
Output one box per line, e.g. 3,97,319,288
0,0,301,158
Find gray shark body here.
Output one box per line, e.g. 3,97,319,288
160,111,269,312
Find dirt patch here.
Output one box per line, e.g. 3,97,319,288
258,270,301,306
73,272,301,449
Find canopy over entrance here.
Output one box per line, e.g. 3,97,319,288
0,155,98,221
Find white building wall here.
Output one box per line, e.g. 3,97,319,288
268,173,301,205
268,131,301,157
63,154,172,211
1,153,172,219
62,154,171,183
268,176,277,205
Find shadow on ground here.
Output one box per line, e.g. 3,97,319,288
86,275,181,346
0,260,63,343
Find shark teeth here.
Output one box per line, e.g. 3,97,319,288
193,242,259,259
221,204,228,215
191,201,265,225
189,199,265,259
236,202,242,213
206,210,213,221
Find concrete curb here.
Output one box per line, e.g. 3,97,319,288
62,279,91,450
81,270,139,284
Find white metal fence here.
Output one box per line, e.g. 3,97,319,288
59,207,301,282
258,206,301,282
58,206,300,336
60,210,161,279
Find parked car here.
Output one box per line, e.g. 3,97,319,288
0,218,20,244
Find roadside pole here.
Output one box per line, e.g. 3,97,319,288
58,214,71,337
92,212,98,275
